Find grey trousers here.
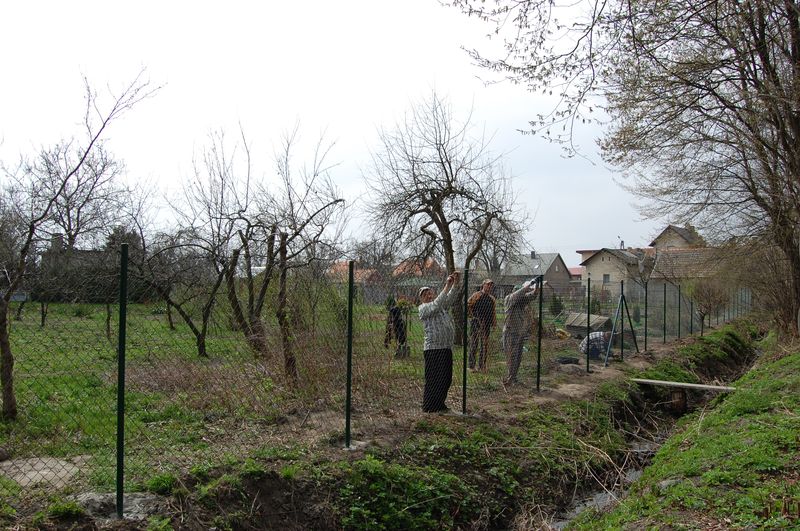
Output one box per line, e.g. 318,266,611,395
468,323,491,370
502,332,529,383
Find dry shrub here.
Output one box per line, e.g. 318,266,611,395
509,503,556,530
124,358,281,415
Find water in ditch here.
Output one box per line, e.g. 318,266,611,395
550,438,659,529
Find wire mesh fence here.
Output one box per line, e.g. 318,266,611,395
0,250,753,511
1,248,121,494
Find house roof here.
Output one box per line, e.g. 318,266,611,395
579,248,645,267
392,257,445,278
502,252,562,276
327,261,381,283
649,225,705,247
568,267,583,278
651,247,723,280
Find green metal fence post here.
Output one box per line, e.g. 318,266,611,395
116,243,128,519
586,279,591,373
690,300,694,335
345,260,354,448
536,276,544,392
644,281,648,351
462,268,469,415
677,284,682,339
620,280,624,361
663,283,667,343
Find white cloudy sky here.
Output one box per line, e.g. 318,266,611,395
0,0,663,267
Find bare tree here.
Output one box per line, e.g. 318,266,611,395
686,278,729,330
0,72,156,420
25,142,126,326
350,237,397,276
367,92,523,272
366,92,525,341
153,127,345,382
472,215,528,274
260,128,345,386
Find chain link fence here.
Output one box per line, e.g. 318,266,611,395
0,249,753,513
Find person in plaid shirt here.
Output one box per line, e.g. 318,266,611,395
579,331,612,359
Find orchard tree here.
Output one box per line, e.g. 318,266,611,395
451,0,800,334
367,91,524,274
366,92,525,342
686,278,729,331
0,72,156,420
29,143,125,326
158,127,345,386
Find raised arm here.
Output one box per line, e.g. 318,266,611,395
505,280,539,310
418,272,458,319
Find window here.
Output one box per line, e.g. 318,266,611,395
603,274,610,284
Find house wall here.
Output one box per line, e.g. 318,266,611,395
583,251,630,288
544,259,572,294
653,231,690,249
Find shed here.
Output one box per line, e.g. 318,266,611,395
564,312,611,338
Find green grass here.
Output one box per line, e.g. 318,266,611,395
570,333,799,529
1,299,750,527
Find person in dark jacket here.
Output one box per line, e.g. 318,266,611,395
467,278,496,372
384,296,409,358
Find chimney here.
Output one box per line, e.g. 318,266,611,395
530,250,536,259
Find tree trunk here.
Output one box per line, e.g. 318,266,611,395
40,301,48,328
105,301,112,341
196,334,207,358
166,301,175,330
775,228,800,336
245,317,270,356
14,300,26,321
276,233,298,386
0,300,18,420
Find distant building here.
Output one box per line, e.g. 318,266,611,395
501,251,572,294
649,224,706,249
392,258,445,279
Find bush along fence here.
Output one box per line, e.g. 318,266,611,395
0,247,752,517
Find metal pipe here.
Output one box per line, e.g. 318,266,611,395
644,281,649,351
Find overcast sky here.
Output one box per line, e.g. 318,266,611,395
0,0,663,267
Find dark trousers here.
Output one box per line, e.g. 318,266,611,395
422,348,453,412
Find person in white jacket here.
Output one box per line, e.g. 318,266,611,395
418,271,461,413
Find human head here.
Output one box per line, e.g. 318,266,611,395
481,278,494,293
418,286,434,303
603,331,612,342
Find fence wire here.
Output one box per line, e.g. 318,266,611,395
0,252,753,509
